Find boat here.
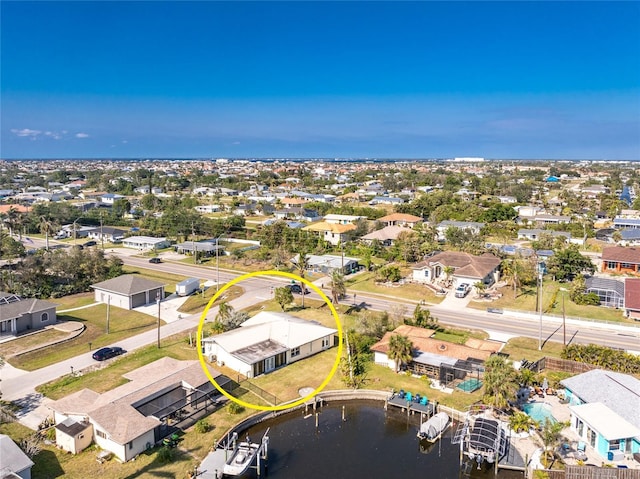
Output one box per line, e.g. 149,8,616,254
417,412,451,441
223,441,260,476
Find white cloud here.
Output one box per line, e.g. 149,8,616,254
11,128,41,138
44,131,63,140
75,132,89,138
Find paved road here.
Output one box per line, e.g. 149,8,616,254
2,239,638,426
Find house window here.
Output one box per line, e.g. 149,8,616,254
621,262,633,269
291,347,300,358
322,338,329,348
606,261,617,269
96,430,107,439
609,439,621,451
41,312,49,322
78,434,84,440
129,442,133,450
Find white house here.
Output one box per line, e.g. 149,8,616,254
122,236,170,250
91,275,165,310
412,251,501,288
202,312,337,379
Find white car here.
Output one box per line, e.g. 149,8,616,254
454,283,470,298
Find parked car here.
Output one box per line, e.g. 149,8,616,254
83,240,97,247
149,257,162,264
92,346,125,361
286,284,310,295
454,283,470,298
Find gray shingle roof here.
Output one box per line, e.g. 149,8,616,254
560,369,640,429
585,276,624,297
91,275,164,296
0,296,57,321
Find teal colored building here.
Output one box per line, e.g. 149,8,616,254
561,370,640,461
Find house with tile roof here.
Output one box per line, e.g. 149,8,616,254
0,293,57,337
303,221,356,246
48,358,230,462
370,325,501,389
202,311,337,379
412,251,501,288
601,246,640,275
91,275,165,310
361,225,413,246
377,213,423,228
560,369,640,460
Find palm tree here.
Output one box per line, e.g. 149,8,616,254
387,334,413,373
483,355,518,409
474,281,487,298
330,269,346,304
508,411,538,433
292,250,310,308
540,418,569,467
39,216,57,251
443,265,455,284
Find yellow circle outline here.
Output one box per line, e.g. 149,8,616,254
197,270,343,411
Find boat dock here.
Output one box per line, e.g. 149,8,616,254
198,429,270,479
386,391,437,418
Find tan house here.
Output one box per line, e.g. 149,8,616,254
303,221,356,246
411,251,501,288
377,213,423,228
48,358,230,462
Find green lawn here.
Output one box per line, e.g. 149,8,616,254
51,292,97,310
122,266,188,295
177,285,245,314
500,336,565,362
0,329,69,358
468,281,629,323
345,271,444,304
7,305,166,371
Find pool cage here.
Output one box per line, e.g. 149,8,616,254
452,405,509,467
440,359,485,392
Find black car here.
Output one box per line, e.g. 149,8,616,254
92,346,125,361
83,240,97,247
149,257,162,264
286,284,310,295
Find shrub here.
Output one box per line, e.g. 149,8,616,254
228,402,244,415
157,446,174,463
194,419,211,434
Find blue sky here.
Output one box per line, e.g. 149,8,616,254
1,1,639,159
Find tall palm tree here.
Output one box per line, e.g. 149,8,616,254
387,334,413,373
292,250,310,308
483,355,517,409
39,216,57,251
330,269,346,304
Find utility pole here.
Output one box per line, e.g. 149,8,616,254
192,223,197,264
538,262,544,351
106,296,110,334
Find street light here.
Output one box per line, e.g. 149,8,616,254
537,261,545,351
216,233,225,292
559,287,568,346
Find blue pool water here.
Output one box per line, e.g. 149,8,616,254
522,402,556,424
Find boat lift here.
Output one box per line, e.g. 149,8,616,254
221,427,270,477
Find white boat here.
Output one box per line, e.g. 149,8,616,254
223,441,260,476
417,412,451,442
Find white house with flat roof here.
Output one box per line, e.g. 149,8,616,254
202,311,337,379
122,236,170,250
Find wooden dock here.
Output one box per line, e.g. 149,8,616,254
386,393,437,417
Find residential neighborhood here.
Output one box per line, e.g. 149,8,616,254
0,157,639,478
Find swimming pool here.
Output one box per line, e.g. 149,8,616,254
522,402,556,424
457,378,483,392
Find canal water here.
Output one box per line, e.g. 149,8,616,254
242,400,523,479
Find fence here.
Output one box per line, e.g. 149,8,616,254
236,380,278,406
548,465,640,479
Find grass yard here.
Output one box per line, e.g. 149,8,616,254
177,285,245,314
500,336,565,362
8,305,165,371
345,271,444,304
248,349,341,405
468,282,629,323
0,328,69,358
50,292,97,310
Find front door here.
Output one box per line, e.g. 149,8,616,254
265,356,275,373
